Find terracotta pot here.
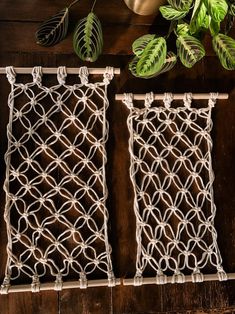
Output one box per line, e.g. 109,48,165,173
123,0,167,15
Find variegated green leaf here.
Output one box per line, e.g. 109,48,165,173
177,23,190,36
225,14,235,34
167,0,193,11
132,34,156,57
212,33,235,70
136,37,167,76
189,2,207,34
209,18,220,36
176,34,205,67
160,5,188,20
129,52,177,78
35,8,69,46
229,3,235,15
203,0,228,22
73,12,103,62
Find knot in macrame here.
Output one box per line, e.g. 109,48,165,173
217,266,227,281
1,275,11,294
145,92,154,108
208,92,218,108
6,66,16,84
32,67,42,84
79,272,88,289
192,269,204,282
133,272,143,286
57,66,67,85
79,66,89,85
54,273,63,291
171,270,185,284
183,93,192,108
107,271,116,287
123,93,133,109
103,66,114,84
156,270,167,285
163,93,173,109
31,275,40,293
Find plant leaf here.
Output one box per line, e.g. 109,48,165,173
167,0,193,11
35,8,69,46
203,0,228,22
209,18,220,36
189,2,207,34
177,22,190,36
229,3,235,15
212,33,235,70
132,34,156,57
176,34,205,67
225,14,235,34
136,37,167,76
160,5,188,20
129,51,177,78
73,12,103,62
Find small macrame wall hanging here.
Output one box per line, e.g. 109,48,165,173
1,66,120,294
119,92,232,286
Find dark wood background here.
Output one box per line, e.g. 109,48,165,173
0,0,235,313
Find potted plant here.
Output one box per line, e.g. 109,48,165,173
123,0,167,16
129,0,235,78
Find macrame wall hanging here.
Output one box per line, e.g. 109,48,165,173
1,66,120,294
117,92,235,286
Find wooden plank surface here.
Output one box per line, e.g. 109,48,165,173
0,0,235,313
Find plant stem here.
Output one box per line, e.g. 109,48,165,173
91,0,97,12
68,0,80,9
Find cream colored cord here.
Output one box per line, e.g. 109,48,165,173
123,92,227,286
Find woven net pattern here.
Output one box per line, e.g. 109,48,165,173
1,66,116,293
123,92,226,285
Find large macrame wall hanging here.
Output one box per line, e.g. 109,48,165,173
1,66,120,293
118,92,234,286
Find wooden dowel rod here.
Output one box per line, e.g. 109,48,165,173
3,278,121,294
115,93,229,100
123,273,235,286
0,67,120,75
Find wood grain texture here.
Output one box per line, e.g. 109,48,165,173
0,0,235,313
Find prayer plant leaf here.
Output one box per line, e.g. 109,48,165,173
132,34,156,57
136,37,167,77
129,51,177,78
203,0,228,22
209,18,220,36
160,5,189,20
176,23,190,36
35,8,69,47
189,2,207,34
212,33,235,69
229,3,235,15
73,12,103,62
176,34,205,68
167,0,193,11
225,14,235,34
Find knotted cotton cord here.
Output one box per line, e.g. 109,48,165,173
123,92,226,285
1,66,116,293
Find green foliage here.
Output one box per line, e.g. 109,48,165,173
136,37,167,76
176,35,205,67
129,0,235,78
129,52,177,78
35,8,69,46
167,0,193,11
132,34,156,57
203,0,228,22
212,33,235,69
73,12,103,62
189,2,207,34
159,5,189,20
